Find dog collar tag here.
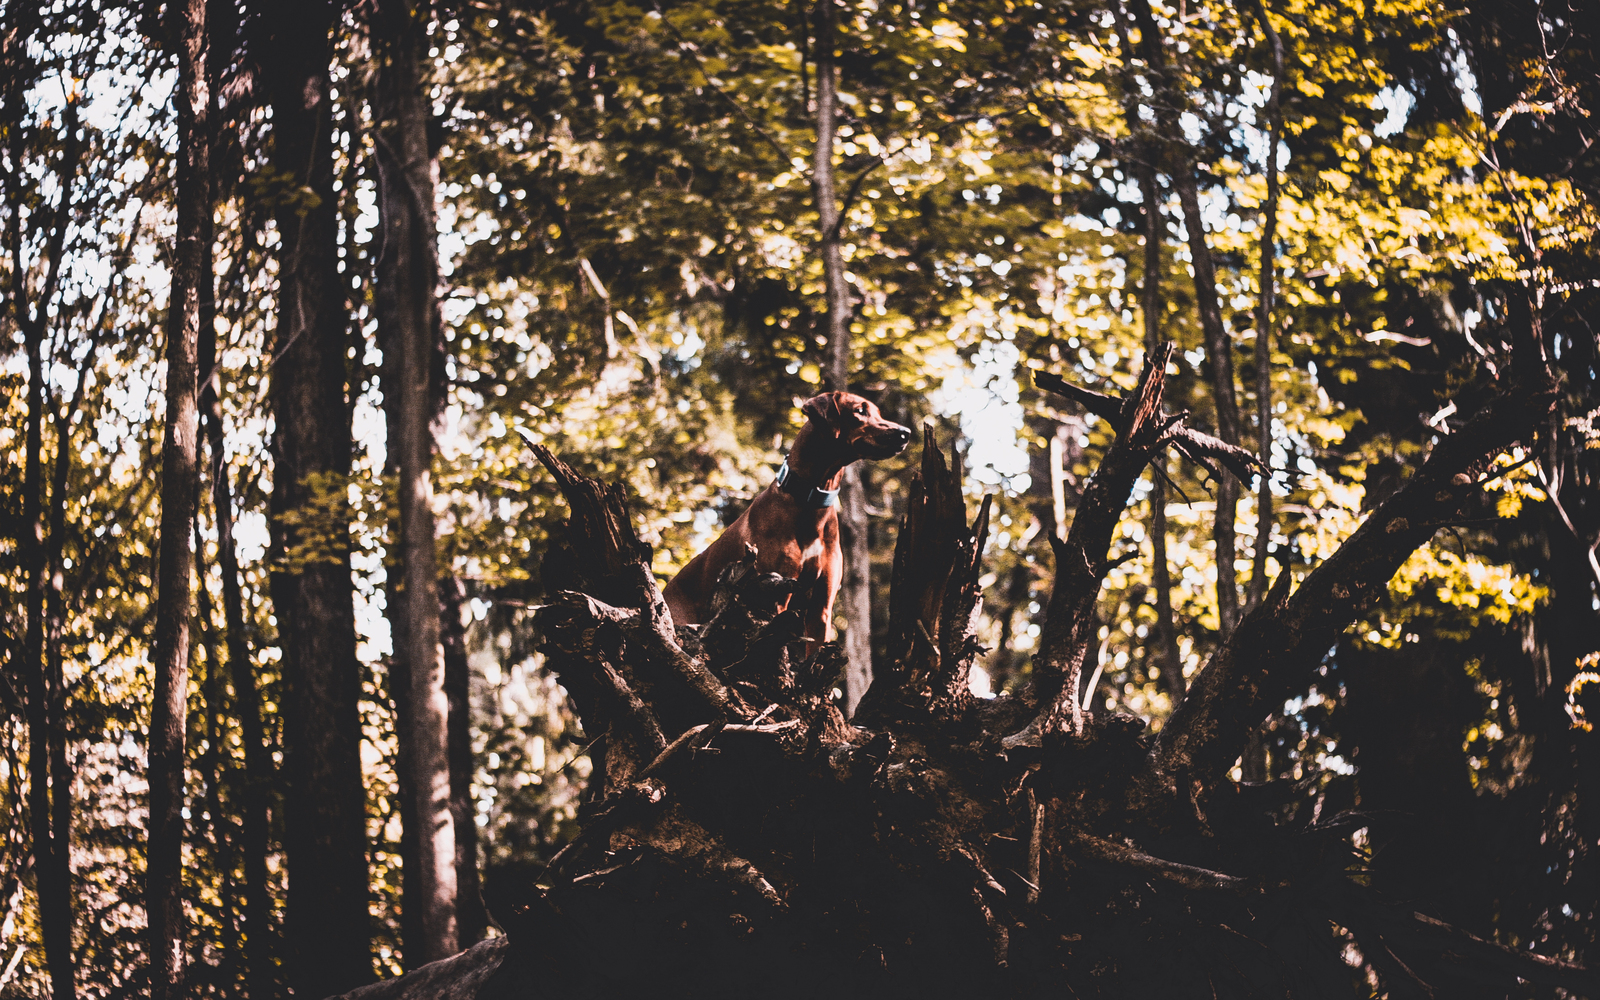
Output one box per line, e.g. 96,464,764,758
776,460,839,509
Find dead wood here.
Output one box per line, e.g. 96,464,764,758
367,346,1583,999
1151,359,1560,796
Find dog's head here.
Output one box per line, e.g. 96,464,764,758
801,392,913,461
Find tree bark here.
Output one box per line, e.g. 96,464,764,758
1154,360,1559,793
1112,6,1186,707
18,237,71,1000
149,3,208,989
257,1,373,994
1128,0,1244,636
9,64,82,999
442,576,487,945
1246,0,1284,612
375,0,459,965
194,524,238,944
1031,347,1253,735
812,0,874,716
199,206,279,999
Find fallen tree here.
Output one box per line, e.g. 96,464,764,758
333,341,1594,999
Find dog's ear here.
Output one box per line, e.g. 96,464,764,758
801,392,843,429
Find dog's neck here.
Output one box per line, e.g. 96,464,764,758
780,422,850,502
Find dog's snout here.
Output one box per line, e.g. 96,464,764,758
893,426,912,445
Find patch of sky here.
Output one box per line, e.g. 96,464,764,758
353,386,388,472
671,325,705,364
934,337,1030,493
1198,183,1232,233
1179,111,1203,145
1447,28,1483,116
352,180,379,244
1372,85,1415,138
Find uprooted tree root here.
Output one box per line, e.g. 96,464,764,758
337,343,1594,1000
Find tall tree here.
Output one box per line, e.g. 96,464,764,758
194,5,280,989
1129,0,1246,636
255,0,373,993
441,576,487,946
812,0,873,714
8,71,83,1000
1245,0,1284,612
198,192,277,1000
148,0,209,993
373,0,459,965
1112,3,1185,708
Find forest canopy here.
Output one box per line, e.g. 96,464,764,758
1,0,1597,997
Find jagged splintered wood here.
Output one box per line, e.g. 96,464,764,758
856,421,992,725
341,352,1592,998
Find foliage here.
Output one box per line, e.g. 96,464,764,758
0,0,1596,994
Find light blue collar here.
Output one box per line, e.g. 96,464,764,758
775,460,839,509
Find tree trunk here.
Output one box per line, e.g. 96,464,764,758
200,192,277,1000
194,525,238,947
20,252,71,1000
1112,8,1185,706
374,0,459,966
812,0,873,716
149,2,208,990
1128,0,1244,636
257,1,373,994
1246,0,1284,612
202,262,278,1000
442,576,487,946
11,73,83,1000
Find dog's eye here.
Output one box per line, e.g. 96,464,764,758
856,404,868,414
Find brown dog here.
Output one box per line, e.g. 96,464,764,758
663,391,912,645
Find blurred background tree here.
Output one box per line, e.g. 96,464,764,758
0,0,1595,995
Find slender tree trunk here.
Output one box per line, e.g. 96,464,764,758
149,1,208,992
377,229,419,957
198,204,278,991
257,1,373,993
375,0,459,964
42,352,84,1000
194,524,238,946
10,70,82,996
383,424,423,960
812,0,873,715
21,259,73,1000
1129,0,1244,636
1139,206,1185,706
1246,0,1284,611
1173,170,1242,634
201,231,277,1000
1113,6,1185,707
813,0,849,422
442,576,486,945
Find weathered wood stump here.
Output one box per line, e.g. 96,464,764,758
333,344,1592,999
